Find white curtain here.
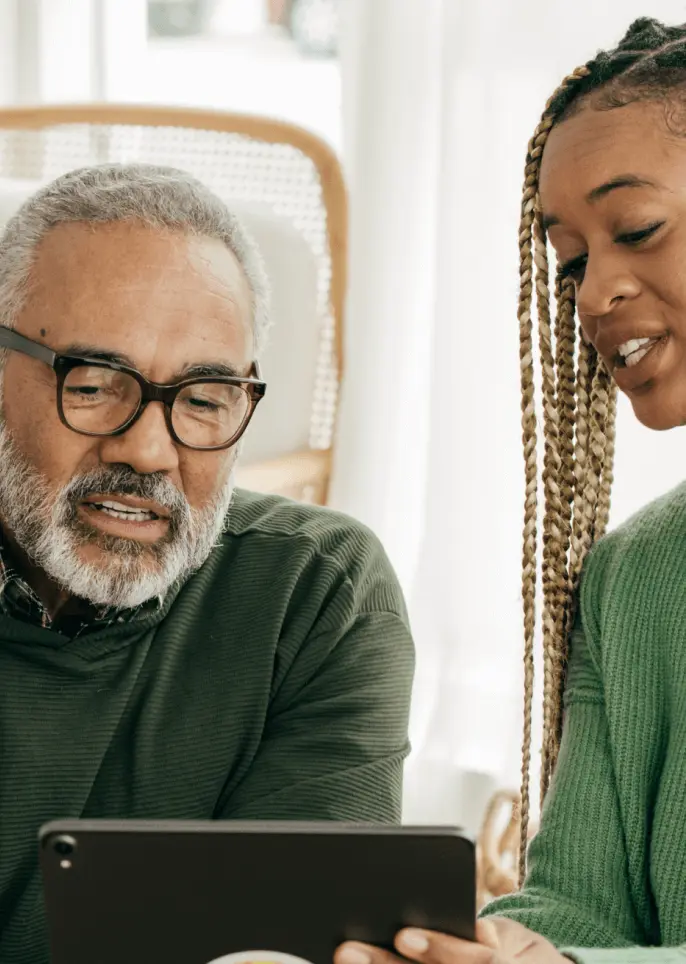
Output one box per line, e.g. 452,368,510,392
331,0,686,834
0,0,104,106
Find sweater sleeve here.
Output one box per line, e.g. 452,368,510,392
216,611,414,822
479,606,648,950
214,520,415,823
562,948,686,963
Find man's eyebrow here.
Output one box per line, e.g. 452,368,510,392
181,362,246,379
62,343,246,379
541,175,662,232
62,343,133,366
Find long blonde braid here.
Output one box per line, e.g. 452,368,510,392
517,65,593,883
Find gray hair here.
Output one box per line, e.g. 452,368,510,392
0,163,271,361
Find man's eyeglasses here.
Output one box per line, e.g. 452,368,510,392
0,325,266,451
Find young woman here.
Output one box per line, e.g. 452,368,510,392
335,15,686,964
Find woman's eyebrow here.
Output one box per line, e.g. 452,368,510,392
542,174,662,232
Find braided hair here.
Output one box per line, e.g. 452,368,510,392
518,17,686,883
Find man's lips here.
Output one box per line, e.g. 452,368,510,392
77,500,171,543
80,494,170,519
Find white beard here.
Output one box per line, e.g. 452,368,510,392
0,415,236,611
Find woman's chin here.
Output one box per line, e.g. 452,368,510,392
628,386,686,431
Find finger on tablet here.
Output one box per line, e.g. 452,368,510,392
335,941,400,964
475,920,501,948
394,927,498,964
336,922,499,964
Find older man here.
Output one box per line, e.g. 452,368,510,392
0,164,414,964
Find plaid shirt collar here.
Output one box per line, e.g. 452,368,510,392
0,528,163,638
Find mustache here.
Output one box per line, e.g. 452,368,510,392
59,465,191,529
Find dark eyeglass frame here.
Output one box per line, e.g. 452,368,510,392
0,324,266,451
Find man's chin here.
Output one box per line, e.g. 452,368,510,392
69,515,172,562
73,537,157,567
39,523,177,609
46,545,169,610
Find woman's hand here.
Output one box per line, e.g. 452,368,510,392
335,917,570,964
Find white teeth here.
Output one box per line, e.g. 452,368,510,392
91,502,156,522
617,337,653,358
625,347,651,368
100,507,154,522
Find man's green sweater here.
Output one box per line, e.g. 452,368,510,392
481,481,686,963
0,488,415,964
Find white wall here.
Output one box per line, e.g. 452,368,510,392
98,0,147,102
0,0,18,104
0,0,101,106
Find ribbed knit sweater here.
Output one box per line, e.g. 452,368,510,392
481,481,686,963
0,488,415,964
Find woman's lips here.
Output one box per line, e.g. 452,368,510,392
610,334,670,392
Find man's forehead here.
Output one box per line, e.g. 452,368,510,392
33,220,248,291
21,221,254,370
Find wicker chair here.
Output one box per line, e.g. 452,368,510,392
476,789,539,910
0,104,347,505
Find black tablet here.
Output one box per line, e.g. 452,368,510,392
39,820,475,964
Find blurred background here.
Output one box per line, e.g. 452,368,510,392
0,0,684,886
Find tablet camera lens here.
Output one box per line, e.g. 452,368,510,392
52,835,77,858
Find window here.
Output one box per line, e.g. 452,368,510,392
103,0,342,151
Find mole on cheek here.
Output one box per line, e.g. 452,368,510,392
40,329,46,337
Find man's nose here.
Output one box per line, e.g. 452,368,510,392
97,402,180,475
